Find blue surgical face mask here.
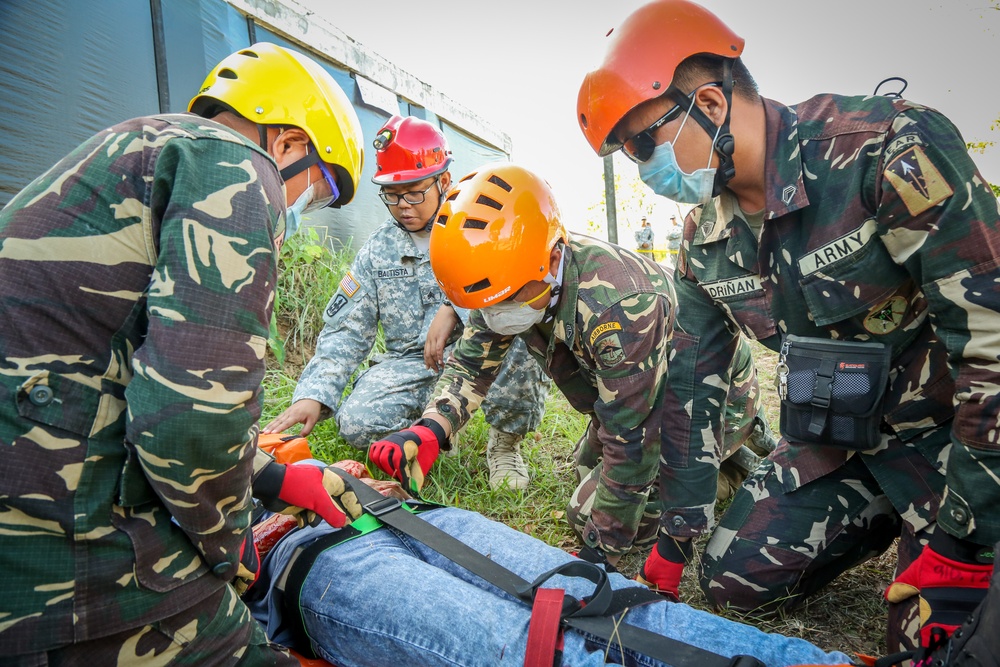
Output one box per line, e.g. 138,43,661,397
637,96,722,205
281,146,340,242
283,185,310,240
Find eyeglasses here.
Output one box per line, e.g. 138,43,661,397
621,83,720,163
379,179,438,206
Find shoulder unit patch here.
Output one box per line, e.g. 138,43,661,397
884,145,953,217
594,332,625,368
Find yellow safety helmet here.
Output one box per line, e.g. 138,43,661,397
189,42,364,207
430,163,567,310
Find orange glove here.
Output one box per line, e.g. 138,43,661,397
885,531,993,648
369,419,448,494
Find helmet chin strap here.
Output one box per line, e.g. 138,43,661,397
665,58,737,196
258,125,322,183
423,179,445,232
279,150,320,182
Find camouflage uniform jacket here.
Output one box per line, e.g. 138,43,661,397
0,114,284,653
292,220,458,416
667,93,1000,545
427,235,676,554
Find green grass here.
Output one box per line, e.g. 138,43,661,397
264,232,893,661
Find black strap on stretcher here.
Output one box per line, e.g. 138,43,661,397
285,471,764,667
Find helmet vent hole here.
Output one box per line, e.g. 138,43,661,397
237,50,260,58
460,172,478,183
464,278,491,295
447,191,460,201
475,195,503,211
435,215,448,227
487,175,512,192
462,219,488,230
218,68,238,80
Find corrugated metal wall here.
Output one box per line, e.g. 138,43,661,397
0,0,507,251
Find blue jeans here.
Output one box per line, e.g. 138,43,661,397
295,508,853,667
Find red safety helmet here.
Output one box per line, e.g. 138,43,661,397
577,0,744,157
371,115,453,185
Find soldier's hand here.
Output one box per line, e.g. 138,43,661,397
636,535,693,602
885,531,993,648
425,305,459,372
369,418,448,494
262,399,324,436
252,460,361,528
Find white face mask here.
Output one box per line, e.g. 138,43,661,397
481,300,547,336
481,284,552,335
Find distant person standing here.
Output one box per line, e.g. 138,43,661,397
634,216,655,252
665,215,683,268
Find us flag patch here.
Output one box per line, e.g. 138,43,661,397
339,271,361,297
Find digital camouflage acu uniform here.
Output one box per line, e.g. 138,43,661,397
634,224,654,250
662,94,1000,651
291,219,549,448
427,234,676,557
0,114,292,664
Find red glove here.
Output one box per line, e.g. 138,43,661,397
253,461,359,528
636,535,693,602
885,531,993,648
369,418,448,494
233,531,260,596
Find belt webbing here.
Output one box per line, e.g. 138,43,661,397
525,587,565,667
330,470,764,667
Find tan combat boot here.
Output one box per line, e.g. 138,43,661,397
486,427,529,490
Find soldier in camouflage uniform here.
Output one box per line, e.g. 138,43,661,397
368,162,773,564
264,116,549,491
568,333,775,551
578,0,999,651
0,43,365,665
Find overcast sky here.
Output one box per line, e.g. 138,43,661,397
301,0,1000,235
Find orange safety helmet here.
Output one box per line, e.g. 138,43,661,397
577,0,744,157
430,163,567,310
372,115,453,185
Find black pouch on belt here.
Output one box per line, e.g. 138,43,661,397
775,334,892,450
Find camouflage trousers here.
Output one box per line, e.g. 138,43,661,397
699,452,925,654
567,335,775,552
337,336,550,448
6,585,295,667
